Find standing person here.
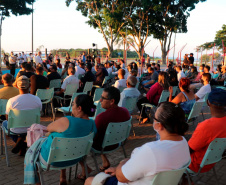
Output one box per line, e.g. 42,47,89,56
3,53,9,69
82,52,86,62
22,51,27,64
96,55,101,65
189,53,194,66
29,53,33,66
36,51,43,65
17,53,23,66
9,52,17,76
147,54,151,64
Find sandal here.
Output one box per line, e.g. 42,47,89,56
77,173,86,181
99,165,110,172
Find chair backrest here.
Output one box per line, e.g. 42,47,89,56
151,160,191,185
0,99,8,115
200,138,226,168
187,101,204,121
119,86,126,93
83,82,93,94
64,84,78,96
202,93,209,107
93,88,104,102
57,68,62,75
68,92,86,110
158,90,169,104
8,108,40,130
47,132,94,165
49,79,61,89
36,88,54,101
102,117,132,148
93,101,105,119
172,86,179,96
216,86,226,90
124,97,138,114
102,76,111,86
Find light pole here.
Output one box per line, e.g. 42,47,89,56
0,9,3,67
32,3,33,54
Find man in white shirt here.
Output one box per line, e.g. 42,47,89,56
195,73,211,102
75,62,86,78
36,51,43,65
176,66,186,82
114,69,127,89
9,51,17,76
106,62,113,75
3,75,42,155
17,53,23,65
118,76,140,109
55,66,79,96
22,51,27,63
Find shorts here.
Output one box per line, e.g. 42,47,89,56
104,176,118,185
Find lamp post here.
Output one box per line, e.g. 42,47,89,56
32,3,33,54
0,9,3,67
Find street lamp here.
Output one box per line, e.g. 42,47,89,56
0,8,3,67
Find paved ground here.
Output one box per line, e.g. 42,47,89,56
0,107,226,185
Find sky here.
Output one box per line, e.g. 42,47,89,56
1,0,226,58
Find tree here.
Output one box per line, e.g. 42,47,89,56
36,45,44,52
66,0,131,57
0,0,35,18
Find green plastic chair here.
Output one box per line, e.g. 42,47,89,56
93,88,104,104
0,99,8,155
36,132,94,184
119,86,126,93
152,160,191,185
172,86,179,96
54,92,86,120
186,138,226,185
89,101,105,120
36,88,55,120
187,101,204,125
49,79,61,89
91,117,132,172
139,90,169,124
57,68,63,75
201,93,210,120
1,108,40,167
83,81,93,94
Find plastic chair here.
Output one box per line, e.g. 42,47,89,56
186,138,226,185
119,86,126,92
54,92,86,120
0,85,4,89
1,108,40,167
93,88,104,103
0,99,8,155
187,101,204,125
49,79,61,89
36,88,55,120
139,90,169,124
91,117,132,172
152,160,191,185
57,68,62,75
89,101,105,120
83,82,93,94
201,93,210,120
172,86,179,96
36,132,94,184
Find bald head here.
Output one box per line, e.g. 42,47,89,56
2,73,13,85
127,76,137,87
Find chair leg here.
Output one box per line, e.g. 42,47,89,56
2,126,10,167
74,163,78,179
121,144,127,158
138,105,144,125
1,126,3,155
201,110,205,121
37,162,45,185
185,170,192,185
69,167,72,182
92,151,99,172
212,167,219,185
50,102,55,121
84,157,89,178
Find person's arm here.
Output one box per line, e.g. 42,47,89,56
170,92,183,104
146,83,159,103
47,117,69,133
195,94,200,101
168,86,174,102
30,75,37,95
115,159,130,183
143,79,154,86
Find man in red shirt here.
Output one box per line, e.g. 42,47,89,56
93,86,130,171
188,88,226,173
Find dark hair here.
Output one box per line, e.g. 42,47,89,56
202,73,211,82
201,64,205,68
179,77,191,93
36,66,43,73
86,63,92,71
75,94,96,117
158,72,170,90
21,62,26,69
156,102,188,136
25,63,32,71
204,65,210,72
104,86,120,105
50,64,57,71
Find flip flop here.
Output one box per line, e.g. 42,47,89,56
77,173,86,181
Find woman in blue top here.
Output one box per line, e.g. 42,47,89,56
169,77,195,119
39,94,96,185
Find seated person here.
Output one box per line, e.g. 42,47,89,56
195,73,211,102
216,65,226,86
47,64,61,83
23,63,35,79
92,87,130,171
141,67,158,88
191,65,204,83
188,66,198,81
75,62,86,78
55,66,79,96
169,77,195,118
114,69,127,89
85,102,190,185
15,62,26,79
118,76,140,109
3,76,42,156
30,66,49,95
137,72,169,124
176,66,186,82
37,94,96,184
94,64,108,86
188,88,226,174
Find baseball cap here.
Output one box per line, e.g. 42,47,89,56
16,75,30,89
208,88,226,107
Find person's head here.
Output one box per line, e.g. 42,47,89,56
190,53,193,57
11,51,14,56
36,66,44,75
16,75,30,93
207,88,226,116
153,102,188,136
22,51,24,55
176,66,182,72
49,64,57,72
68,66,75,75
147,66,154,74
118,69,125,79
191,66,197,73
2,73,13,86
199,66,204,73
25,63,33,72
158,72,169,90
80,62,85,69
85,63,92,71
217,64,222,72
131,69,138,77
100,86,120,109
132,62,138,70
72,94,96,117
56,59,61,65
127,76,137,88
151,63,156,68
179,77,191,93
21,62,27,70
38,51,41,56
155,64,160,70
201,73,211,84
127,64,132,73
204,65,210,73
95,65,99,72
19,53,21,56
221,66,226,74
99,64,104,68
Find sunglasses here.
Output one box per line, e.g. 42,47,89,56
100,95,111,100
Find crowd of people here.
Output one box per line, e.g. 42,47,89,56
0,51,226,185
